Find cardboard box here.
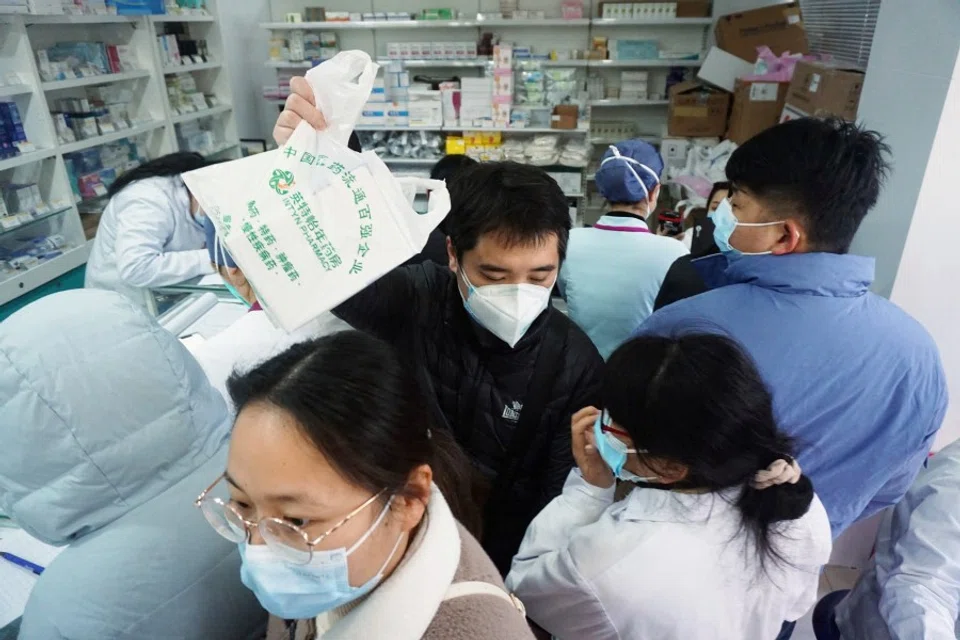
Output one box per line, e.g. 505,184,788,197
697,46,755,93
551,104,578,130
668,81,731,137
781,60,865,121
677,0,711,18
715,2,808,63
726,79,789,144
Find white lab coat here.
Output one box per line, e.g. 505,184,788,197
506,470,833,640
85,176,214,306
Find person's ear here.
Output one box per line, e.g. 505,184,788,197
446,237,458,273
392,464,432,533
771,220,803,256
653,459,689,484
650,184,662,207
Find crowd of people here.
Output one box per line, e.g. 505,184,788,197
0,72,950,640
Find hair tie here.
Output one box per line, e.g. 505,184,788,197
752,458,802,490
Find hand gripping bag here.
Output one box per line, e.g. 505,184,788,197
182,51,451,331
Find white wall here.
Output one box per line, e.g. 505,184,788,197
889,50,960,449
850,0,960,297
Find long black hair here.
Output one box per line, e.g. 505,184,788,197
226,330,480,535
107,151,210,199
604,333,814,568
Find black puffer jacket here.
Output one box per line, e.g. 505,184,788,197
334,262,603,573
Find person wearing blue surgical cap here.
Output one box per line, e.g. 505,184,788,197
557,139,688,360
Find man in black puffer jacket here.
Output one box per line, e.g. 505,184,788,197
333,162,603,574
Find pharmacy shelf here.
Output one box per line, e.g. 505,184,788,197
41,69,151,91
589,58,702,68
478,18,592,27
262,18,591,30
0,83,32,98
261,17,709,30
358,125,590,134
201,141,240,158
58,120,166,155
0,148,57,172
0,241,92,307
25,14,137,25
589,99,670,106
376,59,489,68
150,14,215,23
265,60,314,68
0,206,73,238
381,157,441,165
591,135,663,145
163,60,221,74
171,104,232,125
356,125,444,132
591,18,713,26
0,1,241,309
540,60,590,67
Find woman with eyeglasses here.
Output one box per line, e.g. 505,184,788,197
195,330,535,640
505,334,833,639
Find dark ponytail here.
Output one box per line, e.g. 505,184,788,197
107,151,209,199
226,330,480,536
604,333,815,569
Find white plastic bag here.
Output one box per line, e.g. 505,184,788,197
182,51,451,332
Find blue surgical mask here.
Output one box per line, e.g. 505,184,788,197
593,412,656,484
710,198,783,257
238,497,404,620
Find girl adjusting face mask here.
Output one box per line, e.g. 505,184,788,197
196,332,478,623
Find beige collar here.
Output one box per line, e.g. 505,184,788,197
321,485,461,639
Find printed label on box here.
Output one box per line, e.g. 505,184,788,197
809,74,821,93
749,83,779,102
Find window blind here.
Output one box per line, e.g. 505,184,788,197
799,0,882,69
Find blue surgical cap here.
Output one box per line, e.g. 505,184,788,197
594,138,664,204
204,215,236,269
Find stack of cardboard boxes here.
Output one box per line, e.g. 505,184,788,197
667,2,866,145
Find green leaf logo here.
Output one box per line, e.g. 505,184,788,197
270,169,295,195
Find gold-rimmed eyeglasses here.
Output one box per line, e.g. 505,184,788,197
194,474,386,565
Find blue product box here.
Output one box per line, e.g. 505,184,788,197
108,0,165,15
614,39,659,60
64,157,81,200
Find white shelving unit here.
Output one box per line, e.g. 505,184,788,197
0,2,240,308
261,7,712,227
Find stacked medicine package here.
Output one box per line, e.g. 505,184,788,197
36,41,138,82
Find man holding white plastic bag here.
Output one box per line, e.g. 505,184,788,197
270,56,603,574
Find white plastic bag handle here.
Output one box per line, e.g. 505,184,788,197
395,177,451,239
304,51,379,146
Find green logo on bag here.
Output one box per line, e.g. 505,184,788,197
270,169,295,195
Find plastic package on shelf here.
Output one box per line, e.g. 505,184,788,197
525,135,560,166
358,130,444,161
558,138,591,168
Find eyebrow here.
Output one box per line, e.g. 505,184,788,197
224,471,321,506
477,263,557,273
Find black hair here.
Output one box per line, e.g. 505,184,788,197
445,161,571,262
348,131,362,153
107,151,210,199
430,154,477,182
707,181,731,206
725,117,891,253
604,333,814,569
227,330,480,535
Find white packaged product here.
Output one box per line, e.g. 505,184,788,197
182,51,451,332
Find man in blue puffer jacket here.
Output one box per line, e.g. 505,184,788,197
0,289,266,639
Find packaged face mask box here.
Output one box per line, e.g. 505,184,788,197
182,51,451,332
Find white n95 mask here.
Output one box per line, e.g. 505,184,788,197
459,270,552,348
